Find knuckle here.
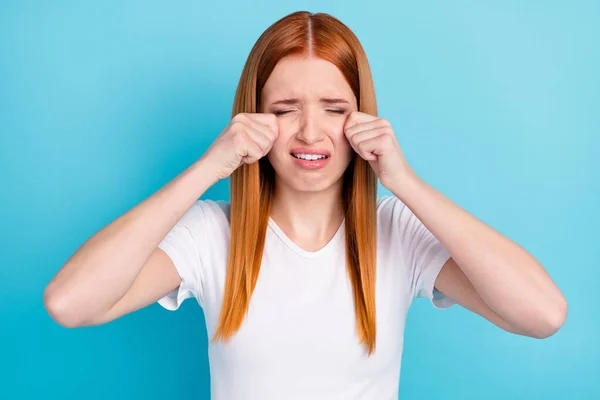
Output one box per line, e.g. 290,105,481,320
230,120,245,131
249,147,261,159
233,113,248,123
379,118,391,127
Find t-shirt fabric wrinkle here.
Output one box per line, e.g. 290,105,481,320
157,195,454,400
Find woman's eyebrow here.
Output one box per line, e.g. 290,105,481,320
270,97,350,105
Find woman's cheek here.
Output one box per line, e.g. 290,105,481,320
277,115,299,132
266,135,287,165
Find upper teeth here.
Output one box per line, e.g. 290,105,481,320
293,153,327,160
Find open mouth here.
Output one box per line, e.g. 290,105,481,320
290,153,330,160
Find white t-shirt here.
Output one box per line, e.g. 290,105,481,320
157,195,454,400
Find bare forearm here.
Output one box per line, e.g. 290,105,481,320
390,173,567,337
44,157,219,323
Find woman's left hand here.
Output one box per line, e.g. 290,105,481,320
343,111,415,190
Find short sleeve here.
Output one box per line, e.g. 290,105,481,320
157,200,209,310
379,196,455,309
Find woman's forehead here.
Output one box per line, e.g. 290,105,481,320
264,57,351,91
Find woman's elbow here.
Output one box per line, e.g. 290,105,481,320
43,286,84,328
533,295,568,339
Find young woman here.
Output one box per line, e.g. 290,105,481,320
43,11,567,400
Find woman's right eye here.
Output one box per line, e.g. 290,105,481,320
273,110,291,116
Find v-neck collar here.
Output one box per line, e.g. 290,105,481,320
267,217,345,259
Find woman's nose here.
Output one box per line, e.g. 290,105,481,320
295,112,323,144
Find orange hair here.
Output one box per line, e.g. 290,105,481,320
212,11,379,355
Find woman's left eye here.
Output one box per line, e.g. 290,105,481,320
272,109,346,116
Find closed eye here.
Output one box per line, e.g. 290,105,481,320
273,109,346,116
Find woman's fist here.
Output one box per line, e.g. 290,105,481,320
343,111,414,191
203,113,279,180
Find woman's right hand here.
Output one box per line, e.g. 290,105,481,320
43,113,279,328
203,113,279,180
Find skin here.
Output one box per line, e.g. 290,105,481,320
44,52,567,340
259,54,357,252
260,54,568,338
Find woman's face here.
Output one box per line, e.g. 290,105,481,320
260,54,358,193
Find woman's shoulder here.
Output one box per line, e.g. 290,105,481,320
175,199,231,237
199,197,401,227
376,195,405,215
375,195,416,234
203,199,231,222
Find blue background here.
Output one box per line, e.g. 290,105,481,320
1,1,598,399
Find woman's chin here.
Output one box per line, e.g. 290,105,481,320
287,176,343,193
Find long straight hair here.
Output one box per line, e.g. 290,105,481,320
212,11,379,355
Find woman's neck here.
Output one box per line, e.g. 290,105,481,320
269,180,344,252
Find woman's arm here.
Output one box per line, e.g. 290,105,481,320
340,111,567,338
391,173,568,339
43,156,220,327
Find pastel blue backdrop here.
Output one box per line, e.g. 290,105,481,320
1,1,597,399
